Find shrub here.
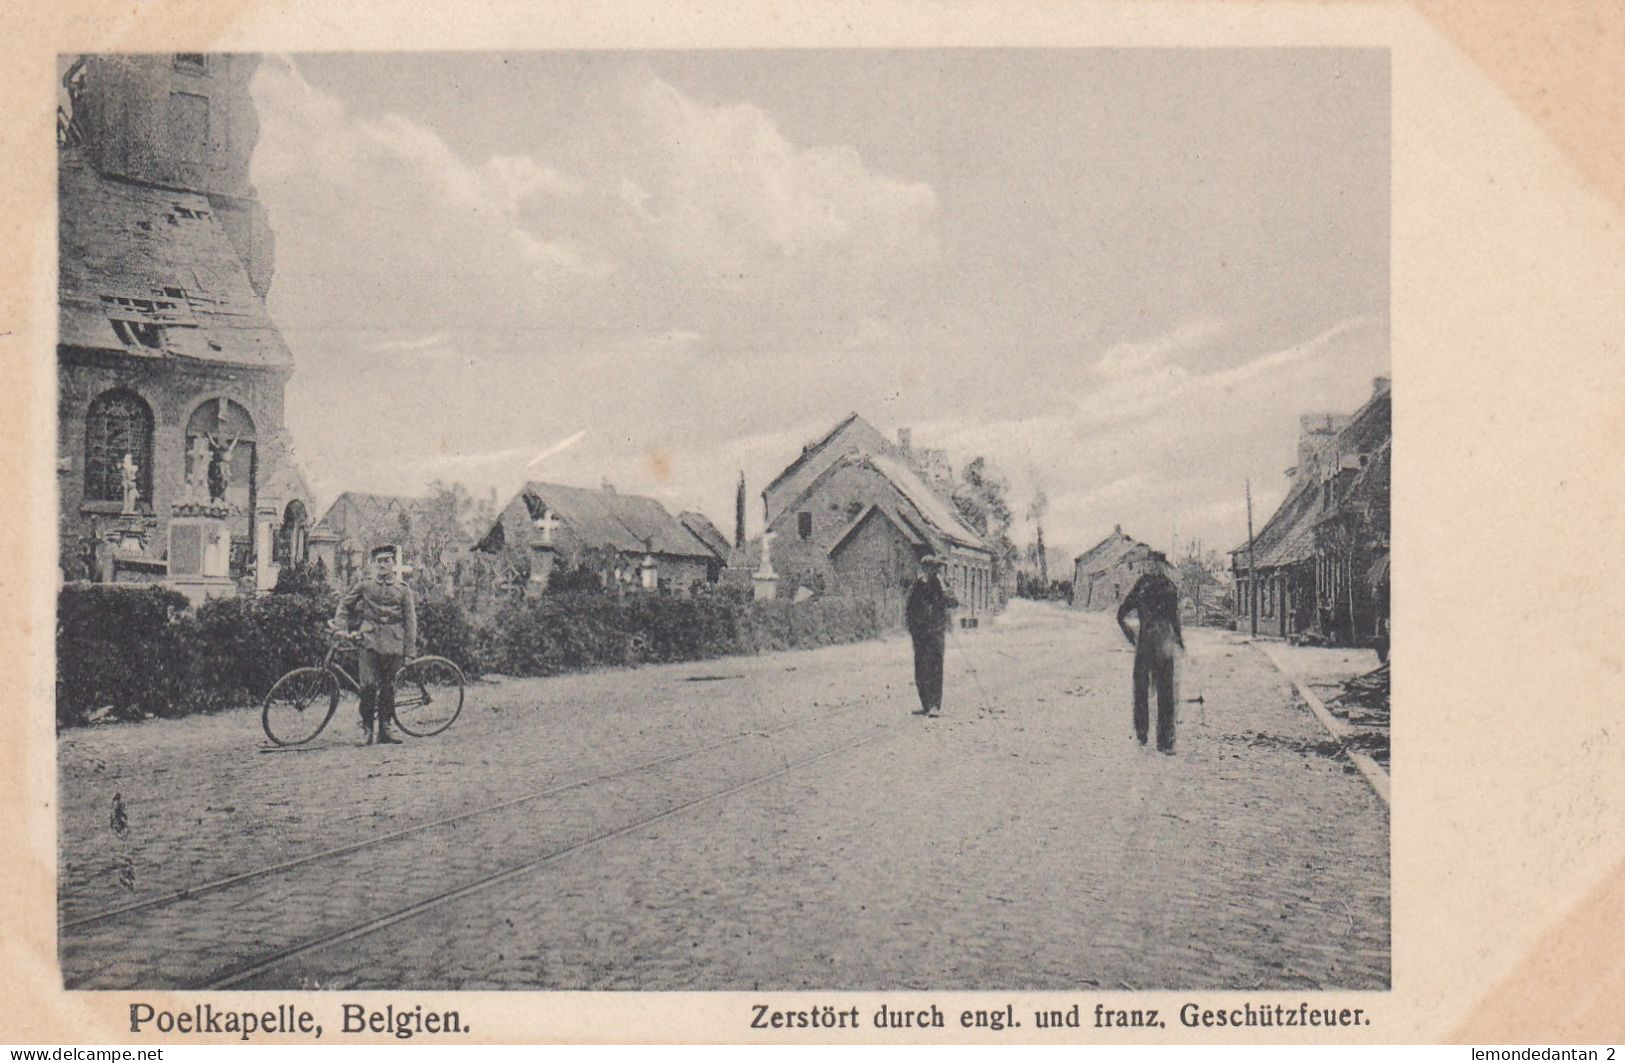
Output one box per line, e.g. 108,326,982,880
186,592,335,712
56,585,192,727
545,564,604,595
478,587,880,677
272,560,331,597
417,598,481,678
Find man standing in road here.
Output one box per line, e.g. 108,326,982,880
335,544,418,745
905,554,958,716
1116,554,1184,754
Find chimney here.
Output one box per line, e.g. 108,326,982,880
1373,375,1391,396
1114,524,1122,535
897,427,913,453
600,478,615,494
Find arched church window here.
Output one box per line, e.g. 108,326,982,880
275,499,309,567
84,389,153,504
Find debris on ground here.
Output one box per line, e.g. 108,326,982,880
1326,663,1389,723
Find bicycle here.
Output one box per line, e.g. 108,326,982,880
261,628,465,747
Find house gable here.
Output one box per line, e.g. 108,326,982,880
828,502,926,559
762,413,899,527
771,453,988,558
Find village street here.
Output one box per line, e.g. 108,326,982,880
57,602,1389,991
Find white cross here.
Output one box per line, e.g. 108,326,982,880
533,508,563,544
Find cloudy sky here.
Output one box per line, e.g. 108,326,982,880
252,49,1389,562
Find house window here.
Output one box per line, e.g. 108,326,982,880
174,54,207,73
798,512,812,540
84,389,153,504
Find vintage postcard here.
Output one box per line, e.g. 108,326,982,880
3,0,1622,1048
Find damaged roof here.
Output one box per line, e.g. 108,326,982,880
677,511,730,561
313,493,434,539
505,482,716,560
58,158,292,369
762,413,901,525
1233,386,1392,568
866,453,988,551
1073,526,1141,575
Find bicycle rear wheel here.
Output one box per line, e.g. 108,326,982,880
262,667,340,746
391,656,465,737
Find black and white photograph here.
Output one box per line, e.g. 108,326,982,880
9,0,1624,1047
51,46,1393,996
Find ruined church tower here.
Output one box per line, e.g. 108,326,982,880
57,54,311,591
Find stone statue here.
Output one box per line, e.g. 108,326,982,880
203,431,239,504
186,435,213,503
756,529,777,578
119,452,140,513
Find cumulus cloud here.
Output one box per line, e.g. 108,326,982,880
902,315,1390,559
253,53,1387,556
252,56,599,337
615,75,939,284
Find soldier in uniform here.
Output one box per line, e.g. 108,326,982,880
335,544,418,745
1116,554,1184,753
905,555,958,716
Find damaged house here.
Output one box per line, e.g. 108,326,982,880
474,481,724,595
1231,377,1391,644
754,414,995,626
1069,526,1176,611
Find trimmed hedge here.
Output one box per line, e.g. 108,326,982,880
56,584,880,728
474,588,880,677
56,585,484,729
54,588,877,728
184,592,337,714
57,581,884,734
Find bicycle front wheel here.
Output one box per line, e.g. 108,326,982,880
391,656,465,737
262,667,340,746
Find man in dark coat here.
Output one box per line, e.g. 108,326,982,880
335,544,418,745
905,555,958,716
1116,557,1184,753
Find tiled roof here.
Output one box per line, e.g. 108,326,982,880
1233,479,1319,570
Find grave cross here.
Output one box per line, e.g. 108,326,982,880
533,508,563,544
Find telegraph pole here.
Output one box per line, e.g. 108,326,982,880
1245,478,1258,637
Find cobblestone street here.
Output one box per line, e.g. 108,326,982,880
57,601,1389,990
